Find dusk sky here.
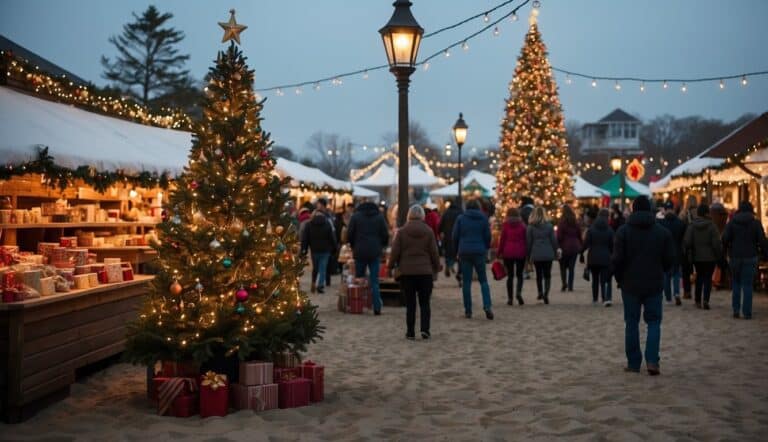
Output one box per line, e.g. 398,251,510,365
2,0,767,159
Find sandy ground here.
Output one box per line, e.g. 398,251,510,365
2,262,768,441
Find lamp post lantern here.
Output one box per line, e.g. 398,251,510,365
610,155,625,210
380,0,423,227
452,113,468,209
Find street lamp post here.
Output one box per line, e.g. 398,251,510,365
610,155,625,211
380,0,423,227
452,113,468,209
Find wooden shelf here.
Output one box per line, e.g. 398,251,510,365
0,222,157,230
0,274,154,311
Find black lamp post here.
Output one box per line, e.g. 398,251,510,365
610,155,625,211
452,113,468,209
380,0,423,227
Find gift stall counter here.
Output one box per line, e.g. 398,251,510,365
0,275,153,423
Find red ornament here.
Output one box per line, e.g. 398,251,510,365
236,288,249,302
259,150,269,158
250,283,259,290
190,180,199,190
170,281,183,296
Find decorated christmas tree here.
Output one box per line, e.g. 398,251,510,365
125,13,321,366
495,10,572,216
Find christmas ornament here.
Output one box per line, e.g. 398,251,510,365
259,150,268,158
222,257,233,268
218,9,248,45
275,225,284,235
170,281,182,296
171,215,181,225
242,228,250,237
209,239,222,249
235,302,246,314
215,148,223,156
195,282,204,291
190,181,199,190
236,288,249,302
276,242,286,253
257,177,267,187
192,211,206,224
250,283,259,290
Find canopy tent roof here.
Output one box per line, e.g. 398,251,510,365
573,175,609,198
650,154,725,193
353,185,379,198
600,174,650,198
354,164,443,188
0,86,191,174
429,170,496,197
705,112,768,158
274,158,351,191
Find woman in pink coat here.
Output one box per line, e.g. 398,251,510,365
496,207,528,305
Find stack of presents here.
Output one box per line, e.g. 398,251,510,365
336,244,376,314
149,354,324,418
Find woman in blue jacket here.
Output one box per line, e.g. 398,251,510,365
452,199,493,320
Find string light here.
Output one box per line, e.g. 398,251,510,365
680,82,687,93
614,80,621,91
719,79,725,89
423,62,430,71
591,79,597,87
493,26,501,37
565,74,572,84
362,70,369,80
741,75,748,86
662,80,669,89
640,81,645,92
444,49,451,58
511,12,519,21
462,41,470,51
484,13,490,22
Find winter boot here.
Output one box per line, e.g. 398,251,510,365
516,284,524,305
543,278,551,305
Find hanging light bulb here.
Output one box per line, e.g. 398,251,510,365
565,74,572,84
295,87,302,95
719,79,725,89
462,41,469,51
591,79,597,87
444,49,451,58
423,62,430,71
275,88,283,96
680,83,687,93
493,26,500,37
640,81,645,92
614,81,621,91
483,13,490,22
511,12,519,22
313,82,320,91
741,75,748,86
662,80,668,89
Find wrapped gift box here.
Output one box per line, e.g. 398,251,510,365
22,270,42,293
347,295,364,314
273,352,299,368
66,249,88,267
56,269,75,288
105,263,123,283
156,377,198,417
60,236,78,248
273,367,300,383
86,272,99,287
1,270,16,290
199,372,228,418
73,274,89,289
39,277,55,296
230,383,278,411
300,361,324,403
74,265,90,275
278,377,311,409
122,267,134,281
239,361,273,386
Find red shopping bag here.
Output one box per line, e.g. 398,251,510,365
491,260,506,281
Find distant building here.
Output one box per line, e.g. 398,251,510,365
580,109,641,155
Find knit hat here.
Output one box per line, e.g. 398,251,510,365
632,196,652,212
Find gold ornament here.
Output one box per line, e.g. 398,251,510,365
170,281,183,296
219,9,247,45
275,225,284,235
257,177,267,187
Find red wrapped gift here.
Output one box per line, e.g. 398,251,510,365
300,360,324,402
160,360,199,378
230,383,278,411
239,361,273,385
170,394,198,418
199,371,228,418
278,377,311,409
2,270,16,290
156,377,198,416
122,267,134,281
273,367,300,383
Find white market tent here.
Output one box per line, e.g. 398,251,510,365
352,185,379,200
274,157,351,192
650,153,725,193
0,86,191,174
429,170,497,197
627,180,651,196
573,175,609,198
354,164,443,188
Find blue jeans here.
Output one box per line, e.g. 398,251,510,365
460,254,492,314
311,252,330,289
731,257,758,317
355,259,382,311
663,264,681,301
622,291,663,369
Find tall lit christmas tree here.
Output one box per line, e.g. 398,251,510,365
125,11,321,366
495,9,572,216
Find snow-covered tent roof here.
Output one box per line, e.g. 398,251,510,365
429,170,497,197
627,180,651,196
353,185,379,199
274,157,351,191
0,86,192,174
650,153,725,193
573,175,609,198
354,164,443,187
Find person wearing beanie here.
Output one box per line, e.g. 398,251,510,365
722,201,768,319
612,196,674,376
683,204,723,310
657,201,685,306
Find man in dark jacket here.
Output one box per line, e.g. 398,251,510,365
438,200,463,279
657,201,686,306
722,201,768,319
582,208,614,305
452,199,493,320
612,196,674,376
347,202,389,315
301,211,337,294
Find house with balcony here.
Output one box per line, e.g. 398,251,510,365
580,108,642,155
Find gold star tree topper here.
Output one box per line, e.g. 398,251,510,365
219,9,247,44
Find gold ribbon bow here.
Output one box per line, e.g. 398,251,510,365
201,371,227,390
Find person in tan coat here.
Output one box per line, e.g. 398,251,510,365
389,205,441,340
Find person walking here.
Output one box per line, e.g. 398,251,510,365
520,196,535,280
657,201,686,306
388,205,441,340
680,196,698,299
347,201,390,315
612,196,674,376
424,205,441,239
300,210,337,294
683,204,723,310
438,200,462,280
722,201,768,319
582,208,614,306
496,207,528,306
609,204,625,231
526,207,558,304
452,199,494,319
557,205,583,292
